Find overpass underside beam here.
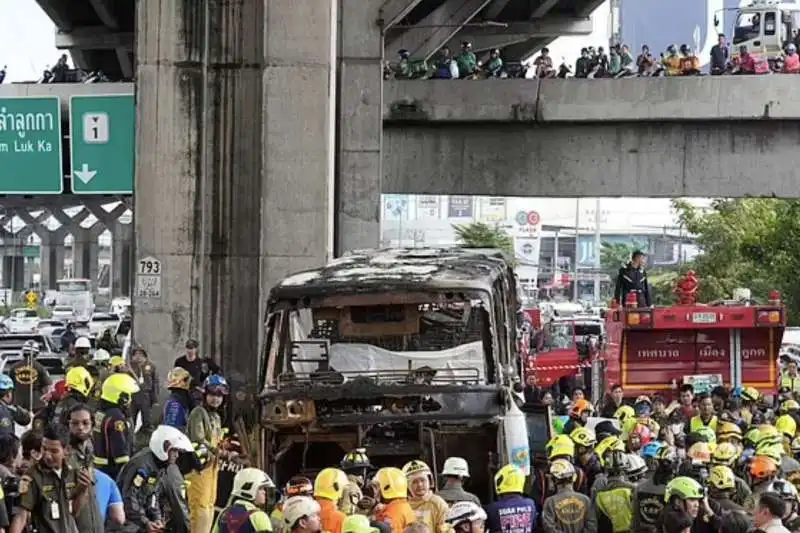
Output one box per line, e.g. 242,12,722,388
531,0,559,18
379,0,426,29
55,26,134,78
484,0,513,19
501,37,544,60
452,18,592,50
386,0,493,60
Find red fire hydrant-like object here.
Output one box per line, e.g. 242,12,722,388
674,270,699,306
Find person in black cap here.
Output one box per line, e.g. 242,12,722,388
174,339,219,390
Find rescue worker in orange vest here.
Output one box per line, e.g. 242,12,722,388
272,476,314,533
314,467,348,533
374,467,415,533
403,460,449,533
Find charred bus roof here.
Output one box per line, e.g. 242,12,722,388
268,248,514,308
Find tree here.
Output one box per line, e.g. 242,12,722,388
600,240,647,275
453,222,514,255
672,198,800,324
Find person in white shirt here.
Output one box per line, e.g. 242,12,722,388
755,492,792,533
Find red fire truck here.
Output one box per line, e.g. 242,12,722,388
602,273,785,398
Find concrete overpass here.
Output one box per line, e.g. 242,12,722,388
35,0,601,80
382,76,800,198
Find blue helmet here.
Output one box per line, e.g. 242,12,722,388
0,375,14,392
203,374,229,395
642,441,665,459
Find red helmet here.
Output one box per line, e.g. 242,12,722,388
628,423,652,446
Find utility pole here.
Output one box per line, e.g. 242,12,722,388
573,199,580,301
593,198,602,302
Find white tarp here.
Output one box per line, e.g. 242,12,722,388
291,340,485,383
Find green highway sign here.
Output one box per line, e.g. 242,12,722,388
0,96,63,194
69,94,135,194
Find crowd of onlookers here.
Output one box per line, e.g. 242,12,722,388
388,33,800,80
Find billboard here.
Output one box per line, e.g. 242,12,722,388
448,196,474,218
577,235,649,267
621,0,748,67
417,195,441,220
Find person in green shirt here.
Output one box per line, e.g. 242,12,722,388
485,49,503,77
454,41,477,78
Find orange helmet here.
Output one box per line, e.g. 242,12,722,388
570,399,594,418
749,455,778,481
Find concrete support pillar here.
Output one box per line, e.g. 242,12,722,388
2,256,24,291
136,0,334,402
335,0,383,254
39,241,66,292
72,230,99,284
111,222,132,298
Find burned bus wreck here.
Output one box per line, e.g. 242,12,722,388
258,248,527,499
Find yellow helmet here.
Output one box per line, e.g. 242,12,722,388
615,405,635,422
756,443,783,465
100,373,140,406
546,434,575,460
741,387,761,402
65,366,94,397
374,467,407,500
782,400,800,414
570,427,597,448
711,442,740,467
758,425,783,447
109,355,126,369
313,468,348,501
777,415,798,439
167,367,192,390
716,421,742,443
402,460,432,480
495,464,525,495
595,436,625,460
687,442,712,464
708,465,736,491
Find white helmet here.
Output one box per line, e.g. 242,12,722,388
75,337,91,349
441,457,470,478
232,467,275,501
283,496,320,526
446,501,487,526
625,453,648,480
92,348,111,362
149,425,193,461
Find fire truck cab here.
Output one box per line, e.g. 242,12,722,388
602,279,785,399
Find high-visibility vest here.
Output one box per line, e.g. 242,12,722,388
690,415,718,433
781,373,800,394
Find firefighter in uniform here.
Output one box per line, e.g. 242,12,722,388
212,468,275,533
0,374,31,436
186,374,229,533
339,448,370,515
594,448,636,533
541,458,594,533
163,367,194,432
88,348,112,403
115,424,194,533
93,372,140,481
130,346,159,438
54,366,95,426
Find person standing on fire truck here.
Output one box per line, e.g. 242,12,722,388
614,251,651,307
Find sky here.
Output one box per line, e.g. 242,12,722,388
0,2,61,82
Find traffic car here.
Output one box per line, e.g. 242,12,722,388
5,309,40,333
88,313,120,338
51,305,76,321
